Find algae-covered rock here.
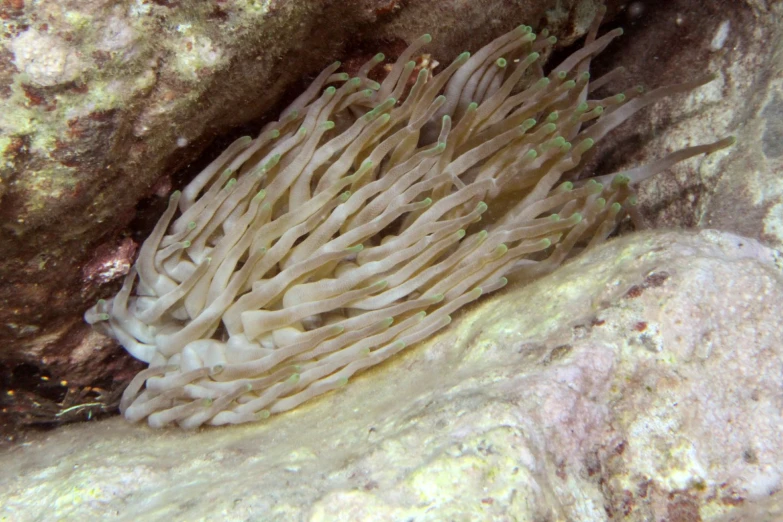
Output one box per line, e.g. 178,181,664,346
1,230,781,521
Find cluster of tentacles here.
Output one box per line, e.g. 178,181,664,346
86,13,733,428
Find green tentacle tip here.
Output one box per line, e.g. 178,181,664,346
610,202,622,213
421,197,433,207
577,102,589,113
547,35,558,44
373,52,385,62
287,373,301,384
269,129,281,139
563,80,577,89
614,93,626,103
210,364,225,376
586,179,604,193
266,154,281,168
170,190,182,198
525,149,538,160
571,212,583,223
372,279,389,289
224,178,237,190
456,229,466,239
253,189,266,201
549,214,560,221
556,71,567,80
182,240,192,248
628,195,638,206
539,238,552,248
325,86,337,95
429,293,445,304
617,27,625,36
406,60,416,69
421,33,433,43
321,120,336,130
611,174,631,188
347,244,364,253
336,377,349,387
494,244,509,256
581,71,591,81
98,313,110,321
496,57,507,68
458,51,471,61
528,52,540,61
257,410,271,420
559,181,574,192
468,102,479,111
546,112,559,122
476,201,489,213
187,221,197,230
333,60,341,67
578,138,595,151
339,191,351,202
596,197,607,208
336,72,350,81
381,317,394,327
221,168,233,177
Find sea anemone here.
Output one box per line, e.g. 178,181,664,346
85,13,733,429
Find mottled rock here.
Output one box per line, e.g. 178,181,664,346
1,229,781,521
592,0,783,249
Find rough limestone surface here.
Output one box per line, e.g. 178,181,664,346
1,229,781,521
0,0,609,430
590,0,783,249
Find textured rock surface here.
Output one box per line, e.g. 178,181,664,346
0,0,611,432
591,0,783,248
2,229,781,521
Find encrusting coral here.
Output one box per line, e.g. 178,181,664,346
85,12,733,429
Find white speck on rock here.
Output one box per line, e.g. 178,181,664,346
711,20,731,50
